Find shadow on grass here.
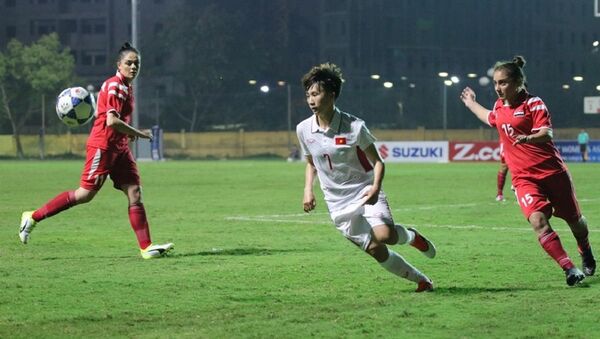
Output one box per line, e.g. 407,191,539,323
39,247,304,260
434,281,595,294
41,255,133,260
173,247,305,257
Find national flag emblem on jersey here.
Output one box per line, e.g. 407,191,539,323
335,136,347,145
514,110,525,117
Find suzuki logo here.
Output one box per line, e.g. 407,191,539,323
378,144,389,159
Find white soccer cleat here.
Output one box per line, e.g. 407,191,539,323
19,211,37,244
495,194,505,202
140,242,174,259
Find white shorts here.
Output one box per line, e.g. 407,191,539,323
329,189,394,250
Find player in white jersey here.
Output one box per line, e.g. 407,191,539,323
296,63,437,292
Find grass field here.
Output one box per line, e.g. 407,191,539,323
1,160,600,338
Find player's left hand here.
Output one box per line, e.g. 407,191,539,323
362,186,380,205
512,135,529,146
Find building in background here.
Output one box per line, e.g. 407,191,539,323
1,0,599,132
0,0,182,129
319,0,600,129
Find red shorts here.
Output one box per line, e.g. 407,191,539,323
513,171,581,223
80,147,140,191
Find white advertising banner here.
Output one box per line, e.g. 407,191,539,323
375,141,449,163
584,96,600,114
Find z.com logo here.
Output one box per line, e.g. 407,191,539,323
451,142,500,161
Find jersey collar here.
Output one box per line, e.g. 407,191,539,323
116,70,133,87
311,107,341,134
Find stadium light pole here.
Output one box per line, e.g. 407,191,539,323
287,83,292,149
439,73,459,140
40,94,45,160
131,0,139,158
442,82,448,139
438,72,449,139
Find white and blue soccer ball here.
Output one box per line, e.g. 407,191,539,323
55,87,96,127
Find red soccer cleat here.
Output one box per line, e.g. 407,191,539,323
416,279,434,293
408,227,436,258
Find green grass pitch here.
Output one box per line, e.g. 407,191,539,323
1,160,599,338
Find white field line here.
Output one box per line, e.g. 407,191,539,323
225,215,600,233
225,198,600,233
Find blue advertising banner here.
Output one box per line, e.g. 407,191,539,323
554,140,600,162
151,125,163,161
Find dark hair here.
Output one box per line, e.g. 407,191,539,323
117,42,140,63
494,55,526,88
301,62,343,99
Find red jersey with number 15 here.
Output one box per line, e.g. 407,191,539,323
86,71,134,152
487,91,566,180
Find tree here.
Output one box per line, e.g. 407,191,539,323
0,33,75,158
145,3,247,132
145,1,320,132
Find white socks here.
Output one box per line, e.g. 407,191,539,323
380,249,427,283
395,224,415,245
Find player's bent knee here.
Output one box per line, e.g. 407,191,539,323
372,225,396,245
366,242,389,263
528,212,550,234
74,188,97,204
123,185,143,204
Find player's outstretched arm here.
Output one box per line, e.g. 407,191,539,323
460,86,491,125
106,112,153,141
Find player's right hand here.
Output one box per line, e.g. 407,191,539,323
303,192,316,212
140,129,153,141
460,87,477,106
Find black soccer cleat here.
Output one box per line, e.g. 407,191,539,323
581,249,596,277
565,267,585,286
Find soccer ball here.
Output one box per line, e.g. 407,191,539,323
55,87,96,127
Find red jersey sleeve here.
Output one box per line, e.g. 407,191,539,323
487,110,496,127
527,96,552,132
105,81,127,118
487,100,502,127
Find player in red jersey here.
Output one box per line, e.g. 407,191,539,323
18,42,174,259
460,55,595,286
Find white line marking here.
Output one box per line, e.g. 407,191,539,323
225,216,600,233
226,197,600,233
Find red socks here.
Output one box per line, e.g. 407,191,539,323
30,192,152,250
32,191,76,222
128,203,152,249
538,231,574,270
497,170,507,195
